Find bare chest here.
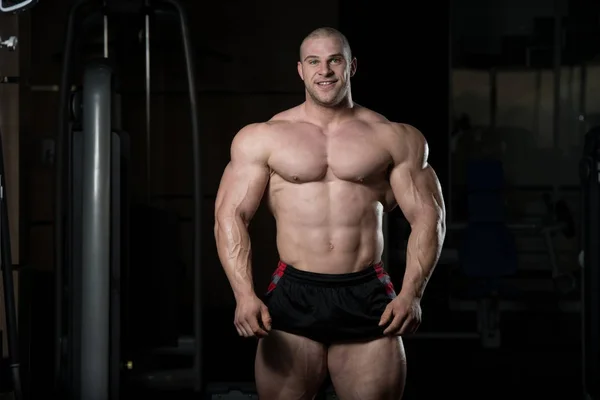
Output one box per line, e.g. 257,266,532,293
268,128,391,183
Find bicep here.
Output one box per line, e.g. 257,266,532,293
215,160,270,224
390,162,445,226
215,123,272,224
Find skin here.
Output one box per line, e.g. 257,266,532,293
214,31,446,400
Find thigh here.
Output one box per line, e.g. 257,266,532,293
328,336,407,400
255,329,328,400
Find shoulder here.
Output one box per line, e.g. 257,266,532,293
392,123,428,167
232,104,304,145
379,122,429,167
351,105,428,165
231,122,269,146
391,123,427,149
230,122,274,163
354,106,427,153
351,104,389,125
230,107,304,163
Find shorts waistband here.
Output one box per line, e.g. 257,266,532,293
278,261,385,287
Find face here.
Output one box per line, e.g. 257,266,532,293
297,36,357,108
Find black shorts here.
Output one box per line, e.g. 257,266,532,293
263,261,397,344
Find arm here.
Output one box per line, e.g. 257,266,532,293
214,124,271,301
389,125,446,299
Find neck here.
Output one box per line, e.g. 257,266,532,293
303,93,355,127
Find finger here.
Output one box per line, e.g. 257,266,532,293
398,316,414,335
411,316,422,334
383,313,407,335
260,306,272,332
234,319,244,337
234,323,244,337
249,317,269,338
253,325,269,338
379,304,393,326
238,325,249,337
240,321,254,337
255,329,269,338
411,319,421,334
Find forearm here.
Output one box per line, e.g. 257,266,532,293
215,215,256,300
401,215,445,299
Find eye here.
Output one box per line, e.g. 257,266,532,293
308,59,318,65
330,58,342,64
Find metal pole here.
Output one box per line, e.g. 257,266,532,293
109,131,121,400
447,0,453,223
489,68,497,132
581,128,600,399
80,61,112,400
55,0,93,390
145,0,151,202
579,63,587,137
552,0,562,150
533,69,542,138
160,0,202,392
0,129,22,400
103,1,108,59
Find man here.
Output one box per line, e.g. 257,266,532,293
214,27,446,400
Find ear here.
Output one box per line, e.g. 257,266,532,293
297,61,304,81
349,57,357,77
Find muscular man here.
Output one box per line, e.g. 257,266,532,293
214,27,446,400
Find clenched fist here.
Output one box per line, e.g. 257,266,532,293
234,294,272,338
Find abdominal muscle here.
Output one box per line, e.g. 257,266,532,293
268,179,386,274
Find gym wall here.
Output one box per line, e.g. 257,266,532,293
451,65,594,267
452,66,597,187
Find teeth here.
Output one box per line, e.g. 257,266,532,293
318,82,334,85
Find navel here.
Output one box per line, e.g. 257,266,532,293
328,242,335,250
357,176,364,183
292,175,299,181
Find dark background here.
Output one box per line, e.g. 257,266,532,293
0,0,598,398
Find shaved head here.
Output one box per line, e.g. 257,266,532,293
296,27,356,109
299,27,352,61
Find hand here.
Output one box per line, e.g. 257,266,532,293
379,293,422,336
234,294,272,338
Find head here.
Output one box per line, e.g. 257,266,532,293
297,27,356,108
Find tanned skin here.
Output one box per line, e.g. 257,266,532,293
215,28,446,400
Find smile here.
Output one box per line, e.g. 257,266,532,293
317,81,337,86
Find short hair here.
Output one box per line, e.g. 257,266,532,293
299,27,352,61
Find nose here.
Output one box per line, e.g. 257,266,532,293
318,63,333,76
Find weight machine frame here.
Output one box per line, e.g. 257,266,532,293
0,0,37,13
0,2,41,398
0,128,22,400
55,1,202,399
581,127,600,400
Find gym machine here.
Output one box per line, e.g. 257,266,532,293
401,171,578,349
581,126,599,400
0,132,21,400
435,1,580,349
0,2,40,399
0,0,37,13
54,1,201,399
59,59,132,400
